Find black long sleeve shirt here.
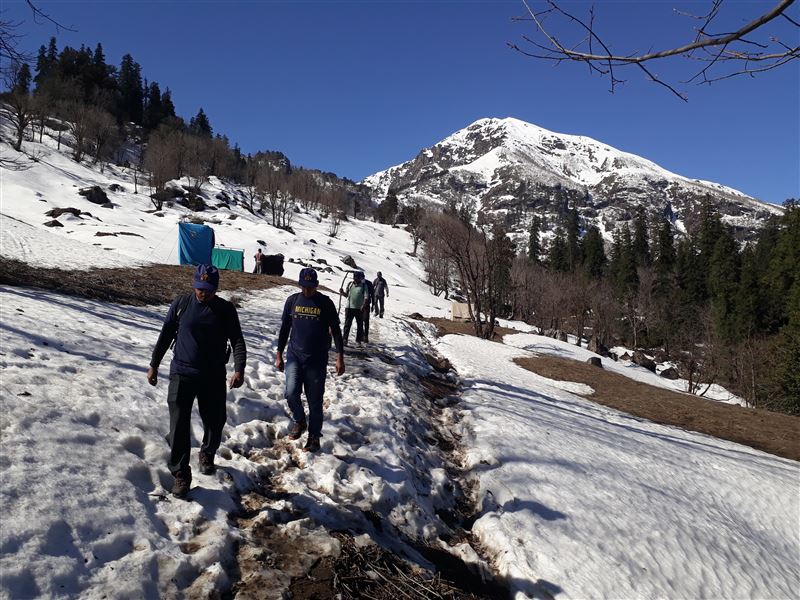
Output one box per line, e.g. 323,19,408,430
151,294,246,377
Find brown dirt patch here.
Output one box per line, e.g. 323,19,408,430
414,316,518,342
0,258,294,306
515,355,800,462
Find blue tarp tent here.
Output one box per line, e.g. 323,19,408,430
178,223,215,266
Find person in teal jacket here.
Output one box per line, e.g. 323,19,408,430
339,271,369,345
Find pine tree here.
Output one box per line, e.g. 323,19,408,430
581,225,606,279
632,207,651,268
12,63,32,95
709,228,741,342
548,227,569,272
46,36,58,63
376,190,399,224
92,43,105,67
675,239,704,329
161,88,176,120
653,219,675,297
118,54,144,125
143,81,163,129
189,108,212,138
565,207,581,271
696,200,724,299
615,225,638,297
734,246,762,338
527,215,541,263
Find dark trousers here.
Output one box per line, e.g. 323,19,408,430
362,306,370,343
284,357,327,437
342,307,364,344
167,373,226,474
373,296,385,317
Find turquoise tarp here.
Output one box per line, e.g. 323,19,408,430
211,247,244,271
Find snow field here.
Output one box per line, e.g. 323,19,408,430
434,333,800,599
0,284,475,598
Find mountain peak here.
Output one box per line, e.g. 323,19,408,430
363,118,781,242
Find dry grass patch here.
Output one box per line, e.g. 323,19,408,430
515,355,800,462
0,258,294,306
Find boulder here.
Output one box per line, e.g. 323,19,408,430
341,255,358,268
108,183,125,192
586,357,603,368
78,186,109,205
659,367,679,380
43,219,63,227
632,351,657,372
45,207,81,218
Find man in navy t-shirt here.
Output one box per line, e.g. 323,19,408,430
276,267,345,452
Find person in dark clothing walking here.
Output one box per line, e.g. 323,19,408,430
362,277,374,343
148,264,246,498
276,267,345,453
339,271,369,345
373,272,389,318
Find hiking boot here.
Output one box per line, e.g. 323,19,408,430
198,451,215,475
288,420,307,440
171,469,192,499
303,435,321,453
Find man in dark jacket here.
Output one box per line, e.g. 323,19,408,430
276,267,345,453
148,264,246,498
372,272,389,318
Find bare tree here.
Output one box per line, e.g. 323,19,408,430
184,134,211,190
86,106,118,169
511,0,799,100
1,89,34,152
61,100,93,161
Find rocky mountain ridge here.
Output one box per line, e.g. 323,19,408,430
363,117,783,241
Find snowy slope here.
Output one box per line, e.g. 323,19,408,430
1,128,798,599
435,333,798,599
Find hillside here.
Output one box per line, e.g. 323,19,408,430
363,117,783,241
1,130,799,599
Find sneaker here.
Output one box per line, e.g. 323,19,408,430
288,420,307,440
198,451,215,475
171,469,192,498
303,435,321,453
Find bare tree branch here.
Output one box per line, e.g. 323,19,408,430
512,0,799,100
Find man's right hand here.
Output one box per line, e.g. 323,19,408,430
147,366,158,386
275,352,285,372
335,354,345,376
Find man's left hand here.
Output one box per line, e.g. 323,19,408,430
229,371,244,389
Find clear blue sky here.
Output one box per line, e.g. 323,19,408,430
5,0,799,204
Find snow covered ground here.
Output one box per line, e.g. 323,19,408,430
1,128,798,598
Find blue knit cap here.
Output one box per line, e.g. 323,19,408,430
299,267,318,288
193,264,219,291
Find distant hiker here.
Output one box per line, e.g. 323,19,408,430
339,271,369,345
147,264,246,498
276,267,345,453
254,248,263,274
362,276,375,343
373,271,389,318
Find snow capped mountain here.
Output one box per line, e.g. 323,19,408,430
363,117,783,240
